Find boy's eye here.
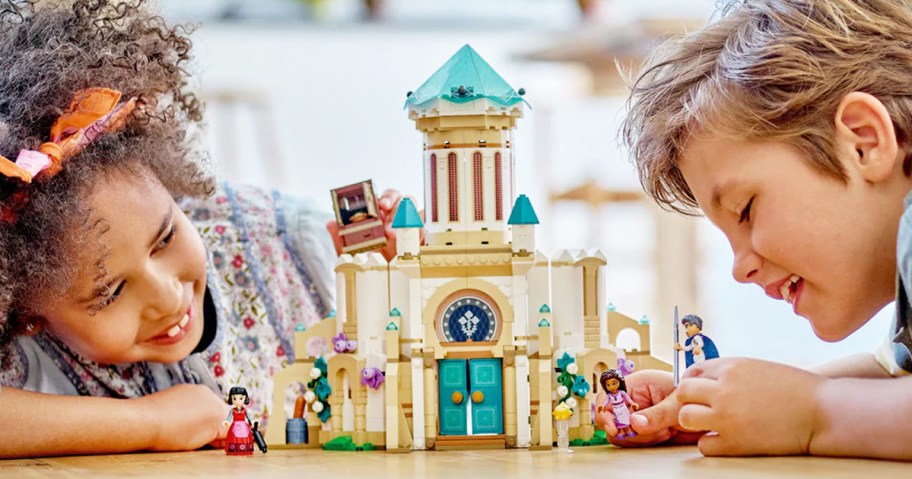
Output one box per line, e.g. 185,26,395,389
738,197,754,224
155,224,177,251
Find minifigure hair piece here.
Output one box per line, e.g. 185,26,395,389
621,0,912,215
0,0,214,345
599,369,628,394
228,386,250,405
681,314,703,330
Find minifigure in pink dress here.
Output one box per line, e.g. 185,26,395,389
597,369,640,439
223,386,255,455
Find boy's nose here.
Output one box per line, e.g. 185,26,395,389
731,249,761,283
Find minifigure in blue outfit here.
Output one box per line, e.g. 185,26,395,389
674,314,719,368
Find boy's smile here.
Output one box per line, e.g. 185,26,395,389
679,132,907,342
39,171,208,364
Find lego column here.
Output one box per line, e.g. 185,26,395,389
536,322,553,448
515,346,531,447
504,346,517,447
410,350,425,449
423,348,437,449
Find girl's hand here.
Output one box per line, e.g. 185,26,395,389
134,384,229,451
326,188,425,263
677,357,822,456
610,369,703,447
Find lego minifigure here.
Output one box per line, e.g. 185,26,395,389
597,369,640,440
223,386,267,455
674,314,720,368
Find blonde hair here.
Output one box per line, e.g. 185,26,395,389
622,0,912,215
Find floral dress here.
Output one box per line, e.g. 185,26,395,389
0,183,336,431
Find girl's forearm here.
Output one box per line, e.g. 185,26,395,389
0,387,154,458
811,375,912,459
810,353,890,379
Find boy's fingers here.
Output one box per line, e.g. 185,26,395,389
682,357,726,380
697,432,728,456
630,392,681,435
674,377,718,406
678,403,714,432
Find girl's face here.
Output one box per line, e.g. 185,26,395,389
39,172,207,364
606,378,620,393
231,394,246,409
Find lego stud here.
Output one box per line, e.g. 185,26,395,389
518,87,526,96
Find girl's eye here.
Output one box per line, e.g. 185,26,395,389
738,197,754,224
97,281,125,310
155,224,177,251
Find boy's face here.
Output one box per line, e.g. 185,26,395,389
40,172,207,364
680,136,905,341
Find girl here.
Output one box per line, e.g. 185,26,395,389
0,0,401,458
597,369,640,440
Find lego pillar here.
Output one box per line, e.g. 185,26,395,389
410,353,425,449
515,347,531,447
423,348,437,450
503,346,517,447
536,323,553,448
385,328,400,449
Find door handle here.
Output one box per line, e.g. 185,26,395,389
471,391,484,403
451,391,464,404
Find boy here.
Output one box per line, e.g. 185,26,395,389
674,314,719,368
614,0,912,459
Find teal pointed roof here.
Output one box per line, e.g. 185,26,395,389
391,198,424,229
538,318,551,327
508,194,539,225
405,44,529,108
389,308,402,317
539,304,551,313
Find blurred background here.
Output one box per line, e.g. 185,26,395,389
158,0,893,368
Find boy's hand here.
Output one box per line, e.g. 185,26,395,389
677,358,823,456
601,369,703,446
134,384,229,451
326,188,425,262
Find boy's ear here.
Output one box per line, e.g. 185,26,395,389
833,92,900,183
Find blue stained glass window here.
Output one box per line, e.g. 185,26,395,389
442,296,497,343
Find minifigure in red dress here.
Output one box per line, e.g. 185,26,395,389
223,386,255,455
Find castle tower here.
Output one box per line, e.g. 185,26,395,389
405,44,528,248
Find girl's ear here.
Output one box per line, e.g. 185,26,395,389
834,92,900,183
18,314,45,337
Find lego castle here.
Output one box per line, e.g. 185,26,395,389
266,45,670,451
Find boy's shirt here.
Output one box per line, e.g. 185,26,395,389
0,183,337,428
876,190,912,375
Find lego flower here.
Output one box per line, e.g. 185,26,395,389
566,363,579,375
552,402,572,421
571,376,590,397
310,367,322,379
556,352,575,372
556,385,569,398
304,390,316,403
565,397,578,409
312,401,324,413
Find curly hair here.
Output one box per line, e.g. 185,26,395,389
621,0,912,215
0,0,214,344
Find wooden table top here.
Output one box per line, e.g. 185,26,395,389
3,445,909,479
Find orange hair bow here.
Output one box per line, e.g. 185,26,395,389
0,87,138,183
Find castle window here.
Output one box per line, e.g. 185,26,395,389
495,152,503,221
448,152,459,222
429,154,438,222
473,151,484,221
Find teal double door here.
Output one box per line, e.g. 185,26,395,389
438,358,504,436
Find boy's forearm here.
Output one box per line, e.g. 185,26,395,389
812,376,912,459
0,387,154,458
809,353,890,379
